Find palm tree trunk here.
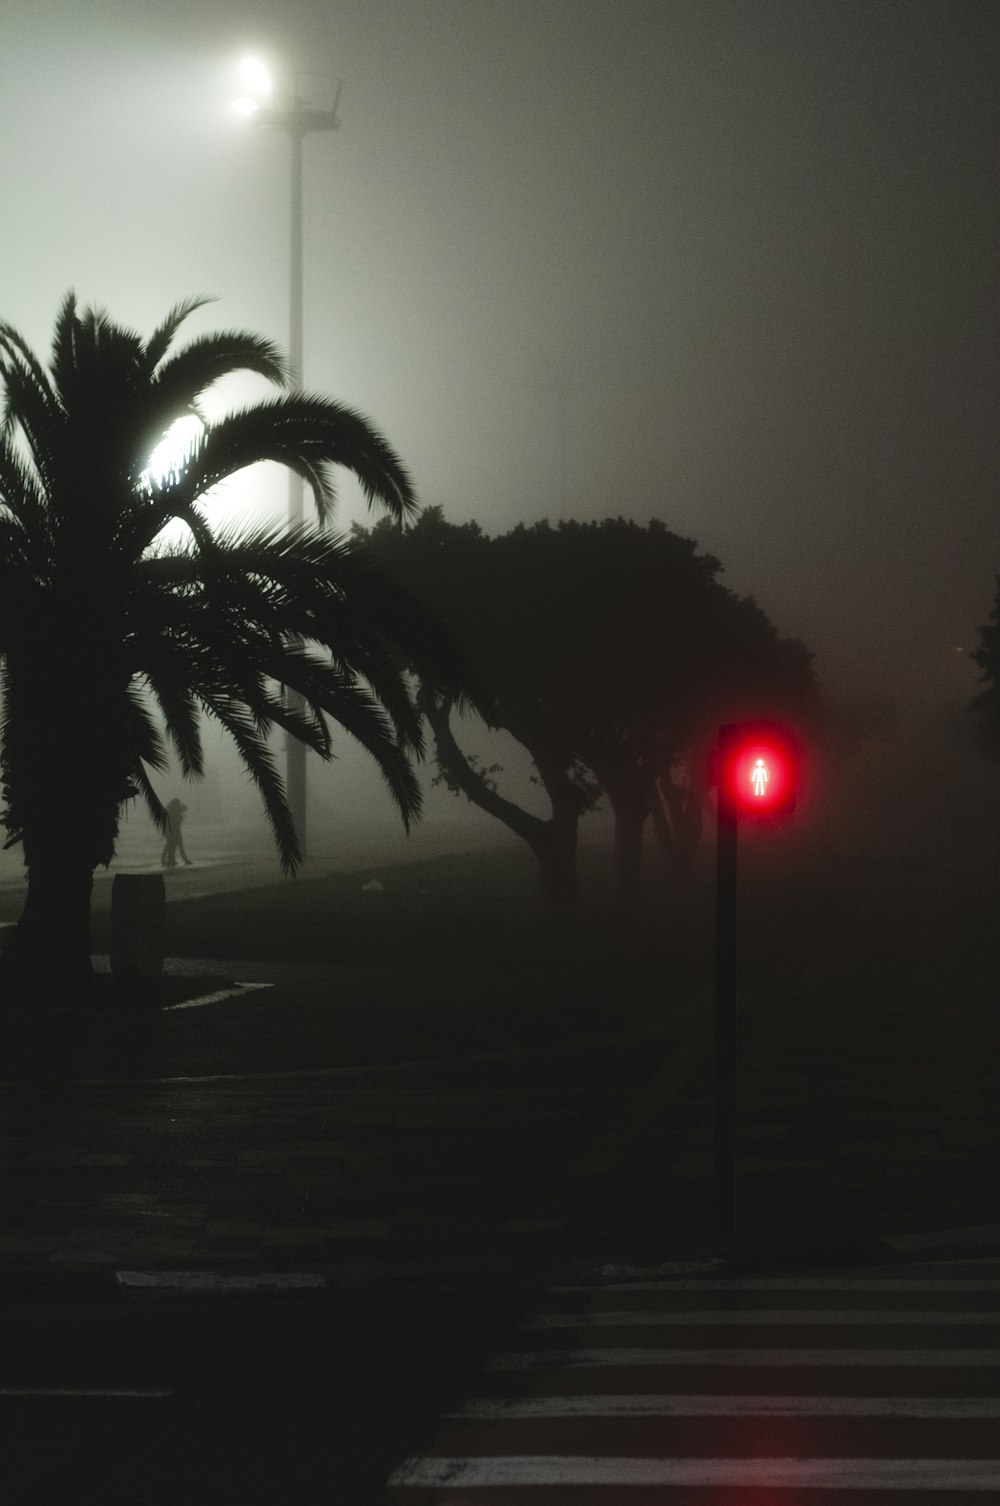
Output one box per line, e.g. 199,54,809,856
0,857,95,997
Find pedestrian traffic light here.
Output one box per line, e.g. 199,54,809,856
717,721,798,820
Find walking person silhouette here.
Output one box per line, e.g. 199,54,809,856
161,799,193,867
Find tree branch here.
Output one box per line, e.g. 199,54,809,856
417,685,550,847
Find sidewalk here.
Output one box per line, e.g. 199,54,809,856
536,854,1000,1270
0,849,997,1295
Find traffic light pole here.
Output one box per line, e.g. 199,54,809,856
711,719,799,1239
713,728,739,1238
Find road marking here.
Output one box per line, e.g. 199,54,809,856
605,1280,1000,1293
449,1393,1000,1419
387,1454,1000,1488
162,981,274,1011
60,1013,687,1087
887,1225,1000,1255
520,1308,1000,1327
487,1347,1000,1369
0,1386,171,1398
393,1274,1000,1493
116,1270,326,1298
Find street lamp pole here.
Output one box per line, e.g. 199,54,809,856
242,74,341,856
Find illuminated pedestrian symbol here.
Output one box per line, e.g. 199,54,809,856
751,758,769,798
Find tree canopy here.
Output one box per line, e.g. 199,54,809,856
360,509,818,908
970,577,1000,762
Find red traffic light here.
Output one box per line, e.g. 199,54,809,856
717,722,798,819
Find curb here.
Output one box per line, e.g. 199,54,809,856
2,1222,999,1304
116,1270,328,1300
700,1222,1000,1278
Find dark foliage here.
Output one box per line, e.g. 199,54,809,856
970,577,1000,762
359,509,819,909
0,294,457,990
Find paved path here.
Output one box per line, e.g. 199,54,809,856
0,1072,635,1282
0,850,997,1288
387,1262,1000,1501
516,856,1000,1256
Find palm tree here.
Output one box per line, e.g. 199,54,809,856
0,293,450,993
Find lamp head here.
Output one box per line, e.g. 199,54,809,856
231,55,272,117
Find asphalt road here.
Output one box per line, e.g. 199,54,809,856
2,1279,526,1506
9,1259,1000,1505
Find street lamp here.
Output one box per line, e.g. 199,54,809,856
233,56,342,857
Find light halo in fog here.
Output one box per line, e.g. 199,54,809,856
142,415,204,553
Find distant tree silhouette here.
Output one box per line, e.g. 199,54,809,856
571,539,818,898
360,511,817,910
0,293,457,993
970,577,1000,762
359,510,600,911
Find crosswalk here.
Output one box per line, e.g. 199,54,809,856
386,1271,1000,1501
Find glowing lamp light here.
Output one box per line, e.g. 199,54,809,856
717,722,798,820
231,56,273,118
145,415,203,488
239,56,273,95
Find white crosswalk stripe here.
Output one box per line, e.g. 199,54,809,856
386,1271,1000,1500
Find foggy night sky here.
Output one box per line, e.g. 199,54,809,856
1,1,997,790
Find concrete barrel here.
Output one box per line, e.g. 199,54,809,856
110,873,165,982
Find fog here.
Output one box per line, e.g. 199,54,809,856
2,0,997,867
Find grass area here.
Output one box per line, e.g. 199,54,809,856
91,834,854,974
67,839,854,1080
0,841,997,1263
0,838,856,1082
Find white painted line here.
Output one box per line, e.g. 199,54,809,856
72,1019,681,1087
598,1260,728,1281
560,1278,1000,1293
387,1455,1000,1489
116,1271,326,1298
162,981,274,1011
0,1386,171,1398
487,1347,1000,1369
887,1226,1000,1253
449,1393,1000,1419
521,1309,1000,1328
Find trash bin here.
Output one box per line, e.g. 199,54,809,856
111,873,165,982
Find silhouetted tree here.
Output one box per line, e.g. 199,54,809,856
360,511,817,909
0,294,456,993
574,556,819,898
359,510,601,911
970,577,1000,762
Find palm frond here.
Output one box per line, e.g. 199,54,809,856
0,436,50,556
0,293,432,880
141,296,217,377
149,329,288,411
169,395,416,526
234,669,333,759
311,679,423,832
129,757,169,835
205,696,301,873
0,324,63,496
145,678,203,778
125,685,169,775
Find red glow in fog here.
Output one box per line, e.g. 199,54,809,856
718,726,798,818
